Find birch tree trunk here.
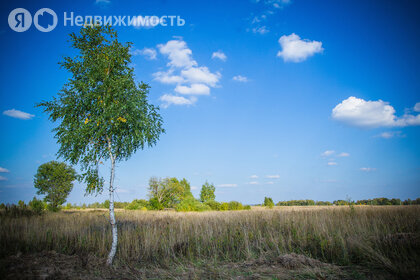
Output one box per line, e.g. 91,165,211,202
106,154,118,265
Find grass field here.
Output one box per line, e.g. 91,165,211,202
1,205,419,279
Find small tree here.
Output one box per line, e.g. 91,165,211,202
263,197,274,208
180,178,193,199
200,181,215,202
18,200,26,209
29,196,45,214
34,161,77,211
148,177,187,208
37,25,164,265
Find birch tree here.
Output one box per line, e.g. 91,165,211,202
37,25,164,265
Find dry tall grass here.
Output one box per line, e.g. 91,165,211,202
1,206,419,278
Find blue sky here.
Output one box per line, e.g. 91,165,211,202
0,0,419,205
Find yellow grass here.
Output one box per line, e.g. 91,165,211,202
1,206,419,278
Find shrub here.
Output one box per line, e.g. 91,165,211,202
47,203,60,212
148,198,164,210
228,201,243,210
220,202,229,211
103,200,110,209
263,197,274,208
126,199,149,210
28,197,44,214
176,197,211,212
18,200,26,209
204,200,221,210
243,205,251,210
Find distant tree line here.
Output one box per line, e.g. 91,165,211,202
274,197,420,206
2,177,251,213
276,200,332,206
3,167,420,214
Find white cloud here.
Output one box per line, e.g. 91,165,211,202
232,75,249,82
337,152,350,157
0,167,10,173
252,26,269,34
277,33,323,62
157,39,197,68
95,0,110,4
248,181,259,185
414,102,420,112
155,39,221,107
250,175,258,179
378,132,393,139
217,184,238,188
212,51,227,61
181,66,221,87
332,97,420,128
0,176,7,181
175,84,210,95
321,150,335,157
133,47,157,60
153,70,184,84
327,162,337,166
3,109,34,120
265,181,274,185
270,0,291,8
360,167,376,172
159,94,196,108
249,0,290,35
377,131,404,139
265,174,280,179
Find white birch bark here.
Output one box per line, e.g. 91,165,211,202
106,138,118,266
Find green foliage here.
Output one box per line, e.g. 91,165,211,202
47,203,60,212
263,197,274,208
28,197,44,214
18,200,26,209
220,202,229,211
316,201,333,206
228,201,244,210
204,200,221,210
148,177,190,208
33,161,77,211
114,201,129,208
243,205,252,210
36,25,164,195
277,199,317,206
276,197,420,206
176,197,211,212
357,197,411,205
200,181,215,202
0,203,5,210
126,199,149,210
180,178,193,199
148,197,164,210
